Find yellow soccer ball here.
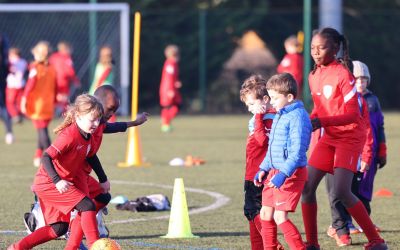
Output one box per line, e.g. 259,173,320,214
90,238,121,250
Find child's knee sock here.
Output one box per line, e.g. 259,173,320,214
253,214,262,234
261,219,278,249
65,214,84,250
81,211,99,247
249,216,263,250
347,201,382,242
15,225,57,249
278,220,305,250
301,202,319,246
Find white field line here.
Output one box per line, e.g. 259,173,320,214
108,180,230,225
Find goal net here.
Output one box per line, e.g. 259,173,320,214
0,3,130,115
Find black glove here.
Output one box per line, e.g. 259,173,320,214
311,118,321,131
378,156,387,169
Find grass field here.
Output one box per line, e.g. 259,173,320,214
1,113,399,249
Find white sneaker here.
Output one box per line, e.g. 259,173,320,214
5,133,14,144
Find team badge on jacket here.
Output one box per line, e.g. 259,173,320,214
323,85,333,99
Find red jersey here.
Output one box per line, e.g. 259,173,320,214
245,111,275,181
277,53,304,91
309,61,366,151
159,58,181,106
360,96,373,165
33,123,94,189
49,52,78,95
82,123,106,174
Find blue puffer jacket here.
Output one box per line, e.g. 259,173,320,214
259,101,312,177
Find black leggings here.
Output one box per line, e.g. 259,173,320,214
50,222,69,237
37,127,51,150
302,166,359,208
75,197,96,212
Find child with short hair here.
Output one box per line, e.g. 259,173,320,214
277,35,304,97
254,73,312,249
8,94,104,250
159,44,182,132
240,75,279,250
6,47,27,125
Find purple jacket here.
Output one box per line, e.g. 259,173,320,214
359,90,386,200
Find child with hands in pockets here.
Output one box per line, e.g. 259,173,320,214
254,73,312,250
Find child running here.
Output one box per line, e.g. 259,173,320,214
301,27,387,250
65,85,149,249
239,75,281,250
254,73,312,250
8,94,103,250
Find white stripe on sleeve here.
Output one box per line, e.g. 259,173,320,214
343,86,357,103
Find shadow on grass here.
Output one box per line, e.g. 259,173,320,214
112,231,248,240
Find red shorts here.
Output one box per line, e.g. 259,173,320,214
32,119,51,129
262,167,307,212
88,175,103,199
308,141,360,174
33,184,86,225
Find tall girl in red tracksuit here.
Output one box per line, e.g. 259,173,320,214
300,27,387,250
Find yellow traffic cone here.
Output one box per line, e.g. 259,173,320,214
117,127,149,167
161,178,199,238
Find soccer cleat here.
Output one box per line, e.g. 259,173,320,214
5,133,14,145
364,239,388,250
333,233,352,247
348,222,362,234
7,244,17,250
33,157,41,167
161,124,172,133
305,243,320,250
327,225,336,238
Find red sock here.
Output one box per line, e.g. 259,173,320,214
301,202,319,247
347,201,382,242
34,148,43,158
15,225,57,249
249,217,263,250
161,108,170,125
278,220,305,250
65,213,84,250
261,220,278,249
167,105,179,121
253,214,262,234
81,211,99,247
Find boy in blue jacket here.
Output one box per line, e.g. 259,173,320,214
254,73,312,249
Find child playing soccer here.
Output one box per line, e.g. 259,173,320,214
9,94,104,250
65,85,149,249
239,75,279,250
21,41,57,167
254,73,312,250
301,27,387,250
159,44,182,132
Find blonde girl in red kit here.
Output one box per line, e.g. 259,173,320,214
8,94,103,250
301,27,387,250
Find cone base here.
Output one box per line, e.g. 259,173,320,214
161,234,199,239
117,161,151,168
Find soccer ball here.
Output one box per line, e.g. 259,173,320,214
90,238,121,250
